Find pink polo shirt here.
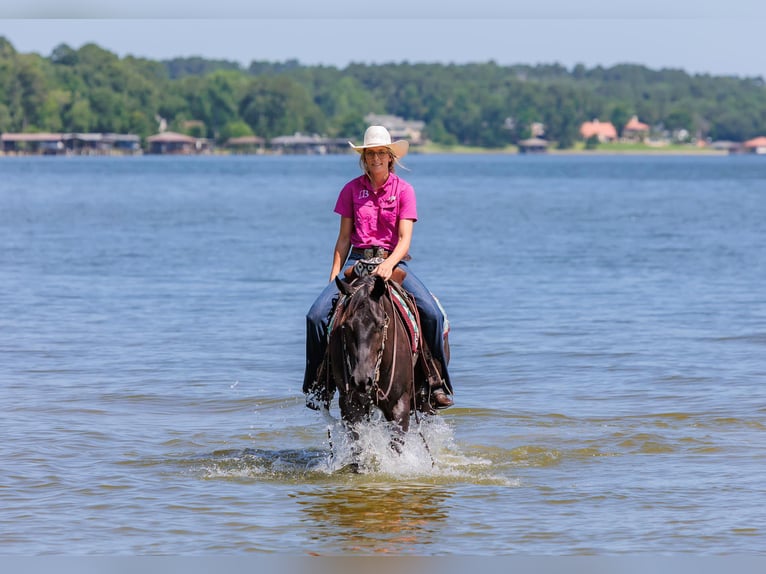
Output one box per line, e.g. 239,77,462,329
334,173,418,251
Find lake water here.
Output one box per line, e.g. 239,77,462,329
1,153,765,555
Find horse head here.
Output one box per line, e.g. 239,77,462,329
334,275,389,395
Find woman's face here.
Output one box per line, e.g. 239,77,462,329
364,147,391,179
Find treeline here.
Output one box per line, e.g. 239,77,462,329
1,36,766,148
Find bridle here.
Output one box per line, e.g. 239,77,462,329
339,287,397,404
334,278,434,465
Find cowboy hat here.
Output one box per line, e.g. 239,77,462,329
349,125,409,159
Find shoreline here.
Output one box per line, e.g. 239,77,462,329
0,145,737,158
416,143,731,156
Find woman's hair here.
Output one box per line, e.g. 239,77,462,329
359,148,407,178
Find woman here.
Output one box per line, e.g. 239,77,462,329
303,125,453,410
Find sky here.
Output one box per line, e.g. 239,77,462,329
2,2,766,79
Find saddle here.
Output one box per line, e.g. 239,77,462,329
343,257,407,285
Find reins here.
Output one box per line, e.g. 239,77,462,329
375,305,394,403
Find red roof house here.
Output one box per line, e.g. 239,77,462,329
580,120,617,143
743,136,766,154
623,116,650,140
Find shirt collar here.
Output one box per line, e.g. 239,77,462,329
367,173,396,196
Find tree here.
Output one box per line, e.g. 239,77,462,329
218,120,254,142
0,103,11,132
67,98,93,132
2,36,766,148
239,76,324,138
16,54,49,130
50,43,78,66
585,135,600,150
608,103,632,137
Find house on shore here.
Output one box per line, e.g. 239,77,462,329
517,137,549,154
622,116,650,142
1,133,65,155
146,131,211,155
225,135,266,154
579,120,618,143
364,114,426,146
743,136,766,155
64,133,141,155
103,134,142,154
269,133,348,155
710,140,742,154
1,132,142,155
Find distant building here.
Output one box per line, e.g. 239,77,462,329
623,116,650,141
710,140,742,154
225,135,266,154
364,114,425,145
146,131,211,154
743,136,766,155
64,133,142,155
1,132,141,155
103,133,142,154
579,119,617,143
517,137,549,154
1,133,65,155
269,133,347,155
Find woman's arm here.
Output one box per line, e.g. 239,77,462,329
373,218,413,281
329,216,353,281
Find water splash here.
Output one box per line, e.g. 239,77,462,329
191,411,510,484
312,411,503,482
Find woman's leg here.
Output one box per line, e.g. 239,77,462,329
400,265,452,403
303,257,360,401
303,280,340,397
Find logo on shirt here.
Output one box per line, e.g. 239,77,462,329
359,189,369,199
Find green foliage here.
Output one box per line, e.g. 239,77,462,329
1,36,766,146
219,120,254,141
164,56,243,79
239,75,324,138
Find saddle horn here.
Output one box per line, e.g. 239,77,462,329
343,260,407,285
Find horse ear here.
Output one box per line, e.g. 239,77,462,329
343,265,357,282
371,275,387,300
335,276,353,296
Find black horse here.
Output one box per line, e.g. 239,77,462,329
314,268,448,437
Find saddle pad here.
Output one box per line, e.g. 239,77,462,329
388,286,419,354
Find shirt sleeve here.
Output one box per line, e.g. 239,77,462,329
398,179,418,221
334,179,355,218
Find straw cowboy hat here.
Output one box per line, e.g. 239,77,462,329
349,125,409,159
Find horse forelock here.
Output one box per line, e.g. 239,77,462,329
345,276,387,318
339,277,390,357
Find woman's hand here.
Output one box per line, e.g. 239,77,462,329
373,260,395,281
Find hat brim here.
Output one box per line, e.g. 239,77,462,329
348,139,409,159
